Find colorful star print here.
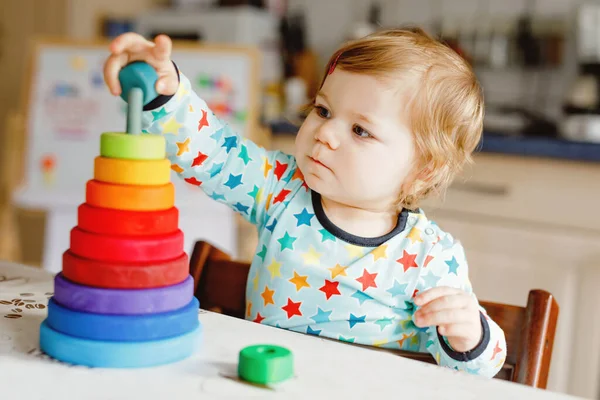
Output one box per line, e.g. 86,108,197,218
397,250,418,272
176,137,191,156
281,298,302,318
328,264,348,279
356,269,378,291
289,271,310,291
261,286,275,306
351,290,373,305
445,256,460,275
160,117,182,135
387,280,408,297
140,70,507,379
184,177,202,186
152,107,168,121
274,161,288,180
311,307,332,323
208,162,224,178
371,245,388,261
294,208,314,227
348,313,366,329
319,280,341,300
301,246,322,265
224,173,243,189
319,229,336,242
222,136,237,153
277,232,296,251
267,258,282,279
191,151,208,167
239,145,252,165
197,109,209,131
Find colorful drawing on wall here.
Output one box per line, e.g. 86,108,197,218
40,154,57,186
70,56,88,71
43,81,100,139
194,73,247,123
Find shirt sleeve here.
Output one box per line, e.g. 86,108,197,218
413,233,507,378
140,65,297,230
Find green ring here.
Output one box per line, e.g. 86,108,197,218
100,132,166,160
238,344,293,385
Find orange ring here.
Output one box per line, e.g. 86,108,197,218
86,180,174,211
94,156,171,186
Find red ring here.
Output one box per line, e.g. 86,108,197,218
70,227,184,263
62,251,189,289
78,204,179,236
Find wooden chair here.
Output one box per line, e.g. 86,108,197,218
189,240,559,389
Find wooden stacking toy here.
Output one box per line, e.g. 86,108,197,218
39,61,201,368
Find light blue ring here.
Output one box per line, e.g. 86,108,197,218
39,321,201,368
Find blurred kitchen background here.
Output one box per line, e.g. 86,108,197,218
1,0,600,398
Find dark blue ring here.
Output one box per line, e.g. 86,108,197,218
46,296,199,341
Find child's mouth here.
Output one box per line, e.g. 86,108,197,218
309,156,330,170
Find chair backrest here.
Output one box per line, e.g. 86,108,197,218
189,240,559,388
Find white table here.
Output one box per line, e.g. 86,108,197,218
0,262,584,399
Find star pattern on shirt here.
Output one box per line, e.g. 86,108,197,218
328,264,348,279
356,269,378,291
261,286,275,306
176,137,191,156
301,246,322,265
371,245,388,261
277,232,297,251
281,298,302,318
197,109,209,131
289,271,310,291
445,256,460,275
160,117,182,135
141,73,506,378
267,258,282,279
319,280,341,300
397,250,418,272
294,208,314,227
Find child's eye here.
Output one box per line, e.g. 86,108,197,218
315,105,331,119
353,124,372,139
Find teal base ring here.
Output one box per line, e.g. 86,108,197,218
39,320,201,368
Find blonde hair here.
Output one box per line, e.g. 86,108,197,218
318,27,483,210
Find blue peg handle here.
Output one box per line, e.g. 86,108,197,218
118,61,159,135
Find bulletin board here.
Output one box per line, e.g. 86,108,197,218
16,38,260,208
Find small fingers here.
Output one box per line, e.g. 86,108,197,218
103,53,129,95
415,294,473,316
414,308,473,328
414,286,464,307
152,34,173,61
438,322,479,338
110,32,153,55
155,75,179,96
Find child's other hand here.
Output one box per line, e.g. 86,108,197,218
413,287,482,352
103,33,178,97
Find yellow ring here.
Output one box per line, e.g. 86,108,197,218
94,157,171,186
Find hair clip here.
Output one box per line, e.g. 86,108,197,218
328,52,342,75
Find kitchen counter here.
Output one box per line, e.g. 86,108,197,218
269,121,600,163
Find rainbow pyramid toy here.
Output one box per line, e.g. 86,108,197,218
39,61,201,368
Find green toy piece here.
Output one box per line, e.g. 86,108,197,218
238,344,294,385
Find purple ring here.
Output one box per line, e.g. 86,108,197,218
53,273,194,315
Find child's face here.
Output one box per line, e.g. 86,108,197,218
295,69,416,211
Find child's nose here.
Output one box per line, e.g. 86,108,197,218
314,122,340,150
